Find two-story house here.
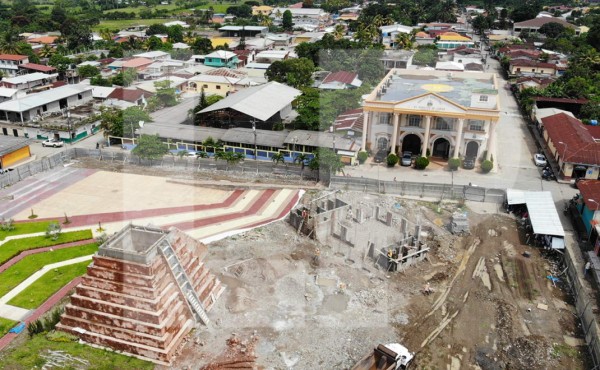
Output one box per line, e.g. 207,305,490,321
360,69,500,161
204,51,240,69
379,24,415,49
0,54,29,77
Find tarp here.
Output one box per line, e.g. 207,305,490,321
506,189,565,238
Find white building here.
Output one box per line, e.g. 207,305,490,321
271,8,331,29
0,72,59,91
379,24,415,49
0,54,29,77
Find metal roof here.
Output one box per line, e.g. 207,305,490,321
199,81,301,121
0,87,19,98
2,72,58,85
221,128,289,147
284,130,357,151
0,135,31,157
0,84,92,113
506,189,565,237
219,26,268,32
139,122,226,143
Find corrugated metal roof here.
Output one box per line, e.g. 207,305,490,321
221,127,289,147
283,130,357,151
139,123,226,142
0,84,92,113
199,81,301,121
0,135,31,157
506,189,564,237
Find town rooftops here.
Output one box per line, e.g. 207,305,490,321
284,130,357,151
271,7,324,15
107,87,150,103
205,50,237,59
380,24,414,34
369,69,498,108
140,123,227,143
0,84,92,113
0,87,19,98
199,81,301,121
122,58,154,68
133,50,170,59
514,17,575,29
0,135,31,157
542,113,600,165
221,127,289,147
0,54,28,61
334,108,364,132
576,180,600,210
438,32,472,41
27,36,58,44
188,74,241,84
509,59,556,69
19,63,57,73
1,72,57,85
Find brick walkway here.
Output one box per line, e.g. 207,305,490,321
0,277,82,351
0,239,96,274
16,189,245,228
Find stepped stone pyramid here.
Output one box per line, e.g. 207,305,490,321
57,224,225,365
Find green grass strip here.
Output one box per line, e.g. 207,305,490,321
0,243,98,299
0,230,93,265
0,332,154,369
0,221,57,241
8,260,92,310
0,317,16,338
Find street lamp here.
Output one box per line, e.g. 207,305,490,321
558,141,568,157
252,119,257,161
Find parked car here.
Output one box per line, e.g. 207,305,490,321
463,157,475,170
374,150,387,163
401,151,412,166
534,153,547,167
0,168,14,175
42,139,64,148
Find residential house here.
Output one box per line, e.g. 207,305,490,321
415,31,435,46
316,71,362,90
133,51,171,61
163,20,189,28
379,24,416,49
542,113,600,180
233,50,256,67
186,74,241,96
218,25,268,38
0,72,58,91
513,17,575,35
509,59,557,77
0,87,25,103
137,77,187,95
294,32,325,44
435,61,465,72
444,46,483,65
381,50,415,72
121,58,154,71
361,69,500,160
271,7,331,30
252,5,273,16
18,63,57,74
0,84,93,123
333,108,364,139
204,51,240,69
105,87,151,108
266,33,295,48
0,55,29,77
436,32,475,50
254,50,289,64
575,180,600,238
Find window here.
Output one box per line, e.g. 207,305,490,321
516,68,521,72
42,105,47,112
216,85,221,90
532,69,535,72
479,95,488,102
203,84,208,88
378,113,390,125
78,94,83,100
407,115,422,127
434,117,453,131
468,120,485,131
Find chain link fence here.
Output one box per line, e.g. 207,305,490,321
329,176,506,204
564,248,600,369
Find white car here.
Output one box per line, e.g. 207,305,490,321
534,153,547,167
42,139,64,148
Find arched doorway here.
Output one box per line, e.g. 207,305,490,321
465,141,479,158
432,138,450,158
401,134,421,155
377,137,389,150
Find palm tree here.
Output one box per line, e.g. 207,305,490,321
38,44,56,58
258,14,273,27
99,28,114,42
0,30,22,55
294,153,308,170
272,152,285,165
332,24,345,40
395,32,415,50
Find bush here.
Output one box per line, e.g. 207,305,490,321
448,157,461,171
387,153,399,167
415,156,430,170
481,159,494,173
358,151,368,164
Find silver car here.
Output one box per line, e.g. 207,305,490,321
401,152,412,166
42,139,64,148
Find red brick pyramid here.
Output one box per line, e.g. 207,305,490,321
57,225,224,365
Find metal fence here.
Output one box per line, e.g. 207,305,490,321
329,176,506,204
563,248,600,369
0,148,318,189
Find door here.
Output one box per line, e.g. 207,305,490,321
432,138,450,158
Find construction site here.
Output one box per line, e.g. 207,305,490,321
0,158,591,369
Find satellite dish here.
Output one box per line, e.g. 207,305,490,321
138,121,145,128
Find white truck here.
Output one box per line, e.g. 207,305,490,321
352,343,414,370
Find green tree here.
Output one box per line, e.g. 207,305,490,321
123,106,152,138
0,29,22,54
132,134,169,160
472,15,490,35
272,152,285,164
78,65,100,78
387,153,399,167
167,25,184,43
191,37,213,54
282,10,293,30
146,23,169,36
539,22,566,38
61,17,93,51
588,18,600,51
154,80,178,107
395,32,415,50
48,54,72,75
308,148,343,181
412,47,437,66
265,58,315,89
294,88,321,130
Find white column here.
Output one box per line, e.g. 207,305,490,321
486,119,498,160
361,111,369,151
421,116,431,157
453,118,464,158
390,113,399,154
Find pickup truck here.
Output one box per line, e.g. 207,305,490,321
352,343,414,370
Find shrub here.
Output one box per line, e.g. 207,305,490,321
27,320,44,337
481,159,494,173
415,156,430,170
45,222,62,241
358,151,368,164
387,153,399,167
0,218,14,232
448,157,461,171
46,330,78,342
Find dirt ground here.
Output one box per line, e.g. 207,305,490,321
167,191,590,370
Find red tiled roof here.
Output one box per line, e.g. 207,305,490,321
510,59,556,69
542,113,600,165
498,44,535,53
0,54,28,61
447,46,480,55
121,57,153,68
206,68,246,78
505,49,541,58
575,180,600,210
52,81,66,88
19,63,56,73
27,36,58,44
322,71,358,85
289,2,303,8
107,88,151,103
334,108,363,132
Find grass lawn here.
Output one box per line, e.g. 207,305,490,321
0,243,98,299
0,333,154,369
8,260,91,309
94,18,168,31
104,3,179,14
0,317,16,338
0,221,57,241
0,229,93,266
